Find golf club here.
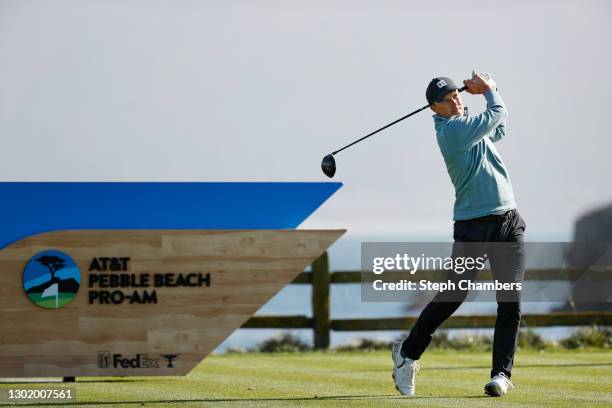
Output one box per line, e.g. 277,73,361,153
321,85,468,178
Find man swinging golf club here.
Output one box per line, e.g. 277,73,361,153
391,72,526,397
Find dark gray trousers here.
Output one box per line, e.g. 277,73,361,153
402,209,526,378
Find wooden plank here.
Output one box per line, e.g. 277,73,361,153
520,311,612,327
312,253,330,349
266,268,612,286
241,315,312,329
290,272,312,284
330,312,612,331
329,269,612,283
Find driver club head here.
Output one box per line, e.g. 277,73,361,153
321,154,336,178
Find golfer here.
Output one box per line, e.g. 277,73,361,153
391,72,526,397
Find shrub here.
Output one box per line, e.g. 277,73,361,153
560,326,612,349
517,329,550,350
225,346,247,354
445,333,493,351
408,330,493,351
335,337,394,351
255,332,312,353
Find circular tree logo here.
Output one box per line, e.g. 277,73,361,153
23,250,80,309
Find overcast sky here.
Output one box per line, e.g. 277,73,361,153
1,0,611,245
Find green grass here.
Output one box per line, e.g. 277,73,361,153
1,350,611,407
27,293,76,308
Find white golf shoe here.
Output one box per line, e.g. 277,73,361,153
391,342,420,396
484,372,515,396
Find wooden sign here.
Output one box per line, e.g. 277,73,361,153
0,182,344,377
0,229,344,377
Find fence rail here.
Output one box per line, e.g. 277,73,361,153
241,253,612,348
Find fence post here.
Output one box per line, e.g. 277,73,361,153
311,252,330,349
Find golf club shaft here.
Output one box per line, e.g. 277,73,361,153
332,85,467,156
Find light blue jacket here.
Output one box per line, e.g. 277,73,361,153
434,89,516,221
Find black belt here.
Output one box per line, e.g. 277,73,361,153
459,209,515,223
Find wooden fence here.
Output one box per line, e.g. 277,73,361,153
242,253,612,349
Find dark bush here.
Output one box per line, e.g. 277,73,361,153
560,326,612,349
398,330,493,351
335,337,394,351
255,332,312,353
517,329,550,350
